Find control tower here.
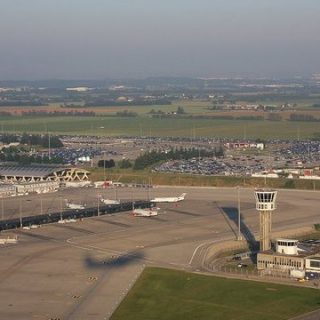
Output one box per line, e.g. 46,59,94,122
254,189,278,251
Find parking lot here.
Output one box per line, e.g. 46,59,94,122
154,156,272,176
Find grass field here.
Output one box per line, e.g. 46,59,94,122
111,268,320,320
1,115,320,139
89,167,320,190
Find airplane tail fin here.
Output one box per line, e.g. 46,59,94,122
180,193,187,199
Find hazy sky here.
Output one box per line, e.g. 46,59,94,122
0,0,319,79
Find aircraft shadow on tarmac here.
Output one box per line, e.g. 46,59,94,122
84,251,144,269
220,206,258,253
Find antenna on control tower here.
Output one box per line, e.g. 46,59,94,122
254,189,278,251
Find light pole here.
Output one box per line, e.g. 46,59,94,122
19,199,22,228
103,151,106,181
48,132,51,160
237,187,242,241
60,198,63,222
114,187,118,201
1,198,4,221
40,197,43,215
97,194,100,216
131,187,134,210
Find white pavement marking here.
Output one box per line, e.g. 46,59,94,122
188,238,230,266
189,242,210,265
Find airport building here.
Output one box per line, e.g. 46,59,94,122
254,189,320,279
305,256,320,273
0,181,60,197
15,181,59,195
0,184,16,197
0,164,90,183
257,238,320,278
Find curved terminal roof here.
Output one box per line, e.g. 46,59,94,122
0,164,88,178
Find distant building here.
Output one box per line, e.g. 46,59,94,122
116,96,129,102
66,87,90,92
224,142,264,150
252,172,279,179
0,142,20,150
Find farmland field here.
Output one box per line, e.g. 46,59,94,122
0,100,210,115
0,115,320,139
111,267,320,320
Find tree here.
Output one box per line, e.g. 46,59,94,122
98,159,115,168
176,106,185,114
118,159,132,169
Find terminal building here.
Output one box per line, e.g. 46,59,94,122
0,163,91,197
0,164,90,183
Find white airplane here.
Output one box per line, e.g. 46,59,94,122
99,196,120,205
132,207,159,217
150,193,187,203
65,200,86,210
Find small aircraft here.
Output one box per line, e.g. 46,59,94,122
150,193,187,203
132,207,159,217
65,200,86,210
99,196,120,205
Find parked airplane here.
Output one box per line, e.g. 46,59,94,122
150,193,187,203
99,196,120,205
65,200,86,210
132,207,159,217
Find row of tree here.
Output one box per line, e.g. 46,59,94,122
289,114,320,122
21,110,95,117
85,98,171,107
0,133,63,148
97,158,133,169
0,100,46,106
0,147,63,164
0,111,12,116
115,110,138,117
97,159,116,168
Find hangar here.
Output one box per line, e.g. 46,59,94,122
0,163,90,183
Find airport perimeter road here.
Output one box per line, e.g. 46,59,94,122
0,187,319,319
